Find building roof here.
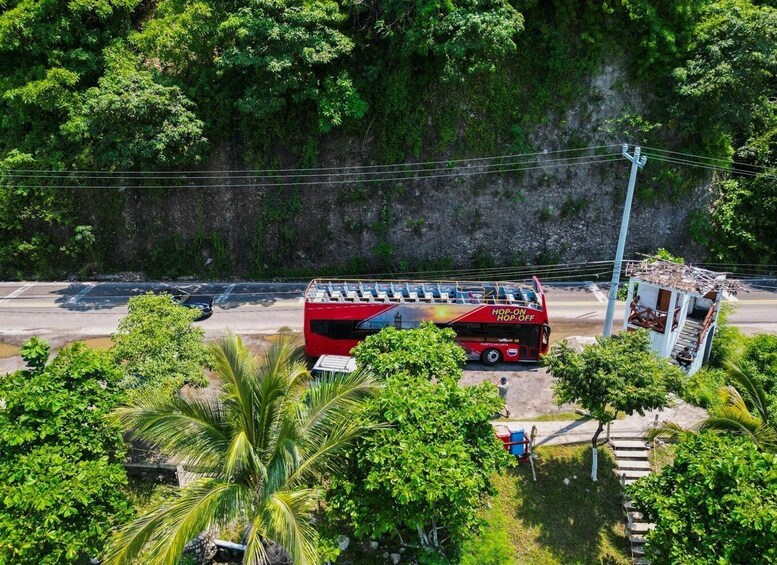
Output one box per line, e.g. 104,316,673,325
626,258,742,296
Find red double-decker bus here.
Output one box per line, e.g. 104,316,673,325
303,277,550,364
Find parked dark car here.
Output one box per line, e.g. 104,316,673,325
158,287,214,321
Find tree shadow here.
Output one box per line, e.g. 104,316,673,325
507,446,630,564
50,282,307,311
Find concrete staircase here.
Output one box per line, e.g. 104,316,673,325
611,436,655,565
669,317,704,365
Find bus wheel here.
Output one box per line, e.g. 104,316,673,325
481,348,502,366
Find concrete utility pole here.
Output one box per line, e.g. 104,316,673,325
603,144,647,337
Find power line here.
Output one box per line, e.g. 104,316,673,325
2,145,619,175
645,154,777,179
1,152,621,181
3,156,623,189
641,146,775,172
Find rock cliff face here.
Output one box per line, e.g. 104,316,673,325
85,61,710,278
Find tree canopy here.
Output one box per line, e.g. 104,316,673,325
330,324,511,552
543,330,684,449
111,293,212,395
0,340,131,564
629,432,777,564
104,335,378,565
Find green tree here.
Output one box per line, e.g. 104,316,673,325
351,322,466,381
356,0,524,78
111,293,212,395
63,46,208,169
0,340,131,564
542,330,683,480
673,0,777,137
329,324,511,552
217,0,365,130
628,432,777,564
103,335,378,565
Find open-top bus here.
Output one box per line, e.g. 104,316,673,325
303,277,550,364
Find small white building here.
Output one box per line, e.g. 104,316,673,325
623,259,740,376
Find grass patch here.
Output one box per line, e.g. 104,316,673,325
649,442,676,473
0,342,20,358
462,445,630,565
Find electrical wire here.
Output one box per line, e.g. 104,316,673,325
2,145,620,175
3,155,624,189
3,151,619,181
645,154,777,179
641,146,776,172
1,152,621,181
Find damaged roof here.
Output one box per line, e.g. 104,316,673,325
626,258,743,296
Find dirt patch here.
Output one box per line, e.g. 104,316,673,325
70,337,114,351
460,364,578,419
0,342,20,359
550,320,603,343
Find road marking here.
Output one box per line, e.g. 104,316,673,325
0,282,36,305
588,284,607,303
67,283,96,304
215,284,236,304
724,291,739,302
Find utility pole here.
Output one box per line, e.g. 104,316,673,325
603,144,647,337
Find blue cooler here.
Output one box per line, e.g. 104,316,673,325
509,427,525,456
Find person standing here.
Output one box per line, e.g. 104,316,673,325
497,376,511,417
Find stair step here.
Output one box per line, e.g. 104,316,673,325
630,522,655,534
633,545,646,557
628,510,644,521
630,535,647,545
612,440,648,449
618,459,651,470
624,499,636,510
624,478,641,485
622,469,652,479
614,450,650,460
634,558,649,564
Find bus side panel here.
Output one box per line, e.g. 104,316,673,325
304,302,394,357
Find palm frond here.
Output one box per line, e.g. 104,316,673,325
299,368,379,434
289,417,371,486
701,408,763,437
726,361,772,424
646,421,694,443
210,334,259,439
111,395,229,473
223,429,267,485
104,479,248,565
261,490,320,565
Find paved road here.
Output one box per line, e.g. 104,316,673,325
0,280,775,339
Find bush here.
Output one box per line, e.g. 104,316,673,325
682,368,727,409
709,320,746,368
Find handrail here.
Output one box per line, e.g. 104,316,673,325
696,304,716,350
628,304,681,334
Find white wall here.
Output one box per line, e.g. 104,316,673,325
637,284,659,310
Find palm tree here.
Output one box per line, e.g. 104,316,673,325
648,362,777,452
103,334,378,565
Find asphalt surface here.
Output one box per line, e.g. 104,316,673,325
0,280,775,339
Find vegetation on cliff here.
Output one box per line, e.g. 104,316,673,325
0,0,775,277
